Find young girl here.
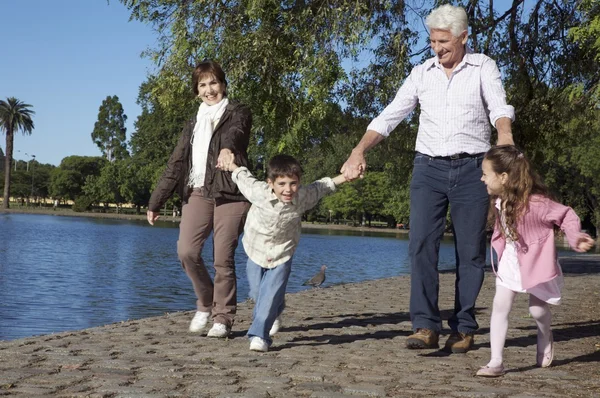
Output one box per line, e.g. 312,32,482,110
477,145,594,377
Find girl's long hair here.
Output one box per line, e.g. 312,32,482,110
484,145,550,241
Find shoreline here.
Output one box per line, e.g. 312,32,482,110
1,207,408,235
1,260,599,396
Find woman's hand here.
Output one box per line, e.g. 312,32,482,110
216,148,234,170
216,149,238,172
147,210,160,225
576,234,595,252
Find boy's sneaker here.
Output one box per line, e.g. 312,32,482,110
189,311,210,333
249,337,269,352
207,322,231,338
269,316,282,336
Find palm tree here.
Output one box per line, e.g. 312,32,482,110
0,97,35,209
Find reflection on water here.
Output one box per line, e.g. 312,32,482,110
0,213,580,341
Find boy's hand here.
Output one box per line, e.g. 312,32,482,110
576,234,595,252
332,174,348,185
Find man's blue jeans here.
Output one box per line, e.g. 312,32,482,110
246,257,292,346
408,153,488,334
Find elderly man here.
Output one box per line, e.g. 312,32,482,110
342,4,514,353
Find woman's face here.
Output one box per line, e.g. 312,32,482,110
197,74,226,105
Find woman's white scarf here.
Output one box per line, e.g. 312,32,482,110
189,98,229,188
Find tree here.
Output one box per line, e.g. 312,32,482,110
91,95,129,162
120,0,600,234
49,156,106,201
120,0,415,162
0,97,35,209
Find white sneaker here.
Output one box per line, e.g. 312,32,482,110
207,322,231,338
249,337,269,352
189,311,210,333
269,316,282,336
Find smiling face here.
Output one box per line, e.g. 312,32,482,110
268,174,300,203
481,159,506,196
429,28,467,70
196,74,226,105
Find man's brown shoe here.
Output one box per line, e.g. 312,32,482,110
444,332,474,353
406,328,439,349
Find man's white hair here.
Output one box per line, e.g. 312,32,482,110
426,4,468,37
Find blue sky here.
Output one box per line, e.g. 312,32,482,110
2,0,520,167
1,0,156,166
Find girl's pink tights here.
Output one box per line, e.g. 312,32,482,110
487,284,552,368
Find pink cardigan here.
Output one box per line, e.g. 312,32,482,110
490,195,585,289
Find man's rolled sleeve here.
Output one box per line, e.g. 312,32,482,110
366,71,419,136
481,58,515,126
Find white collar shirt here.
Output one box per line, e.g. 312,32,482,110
367,51,515,157
232,167,337,268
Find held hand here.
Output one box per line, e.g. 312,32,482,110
340,150,366,181
216,148,234,170
147,210,160,226
216,149,238,172
576,234,595,252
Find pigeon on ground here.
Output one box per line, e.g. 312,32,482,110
302,265,327,287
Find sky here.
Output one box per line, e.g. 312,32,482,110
1,0,156,166
1,0,521,167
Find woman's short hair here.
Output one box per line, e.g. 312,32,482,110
267,154,303,181
426,4,468,37
192,60,228,96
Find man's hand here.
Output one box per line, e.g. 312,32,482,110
147,210,160,225
341,150,366,181
576,234,595,252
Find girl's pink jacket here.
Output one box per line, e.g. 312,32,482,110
491,195,585,290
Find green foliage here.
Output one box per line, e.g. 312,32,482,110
120,0,414,163
110,0,600,235
321,171,391,225
72,195,94,212
91,95,129,161
130,79,194,177
49,156,106,201
83,162,124,206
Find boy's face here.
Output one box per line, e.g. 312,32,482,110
268,174,300,203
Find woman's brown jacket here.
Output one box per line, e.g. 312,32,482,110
148,101,251,212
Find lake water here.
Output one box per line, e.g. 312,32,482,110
0,213,579,341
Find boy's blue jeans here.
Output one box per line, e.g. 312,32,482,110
408,153,488,335
246,257,292,346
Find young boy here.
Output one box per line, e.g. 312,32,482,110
220,154,347,352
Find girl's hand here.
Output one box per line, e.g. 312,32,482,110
576,234,595,252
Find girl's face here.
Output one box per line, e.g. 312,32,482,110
481,159,506,196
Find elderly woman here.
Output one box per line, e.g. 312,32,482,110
147,60,251,338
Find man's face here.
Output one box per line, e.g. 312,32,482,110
429,29,467,69
268,175,300,203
